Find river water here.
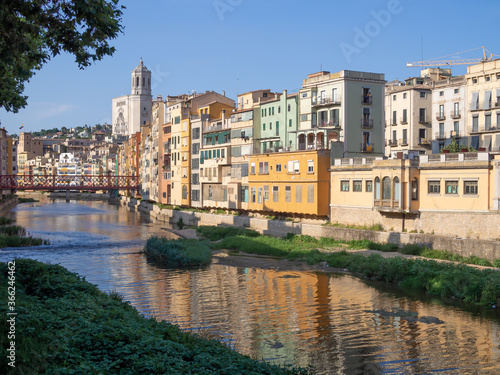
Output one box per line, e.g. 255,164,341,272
1,198,500,374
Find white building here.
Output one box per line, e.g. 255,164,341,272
112,59,153,137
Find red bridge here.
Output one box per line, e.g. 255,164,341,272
0,175,139,191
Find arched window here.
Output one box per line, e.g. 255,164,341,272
142,77,145,86
393,177,400,202
136,77,139,87
375,177,380,200
148,78,151,87
182,185,188,199
382,177,391,200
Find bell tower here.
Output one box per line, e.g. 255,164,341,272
131,58,152,96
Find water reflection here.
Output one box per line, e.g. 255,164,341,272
1,198,499,374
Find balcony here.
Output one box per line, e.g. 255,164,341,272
360,143,375,153
468,125,500,134
319,120,340,129
450,111,461,119
418,117,430,125
400,138,408,146
361,119,374,129
436,112,446,121
362,95,372,104
387,139,398,147
435,132,446,140
495,101,500,108
450,130,461,138
203,122,230,133
400,117,408,125
311,96,341,107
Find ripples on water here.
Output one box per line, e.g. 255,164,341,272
1,199,500,374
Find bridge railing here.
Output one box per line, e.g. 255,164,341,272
0,175,140,190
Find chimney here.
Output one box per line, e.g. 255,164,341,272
222,90,226,97
283,89,287,97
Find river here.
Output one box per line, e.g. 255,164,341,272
1,197,499,374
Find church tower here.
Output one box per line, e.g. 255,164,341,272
131,59,152,95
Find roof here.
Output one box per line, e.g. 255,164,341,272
132,59,150,73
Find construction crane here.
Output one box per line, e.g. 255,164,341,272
407,46,497,68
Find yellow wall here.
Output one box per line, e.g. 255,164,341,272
181,118,191,206
248,150,330,216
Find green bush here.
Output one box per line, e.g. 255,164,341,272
399,244,423,255
493,259,500,268
0,225,26,237
196,225,260,241
144,236,211,267
0,217,13,225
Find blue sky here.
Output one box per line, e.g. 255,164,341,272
1,0,499,135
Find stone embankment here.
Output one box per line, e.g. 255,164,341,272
0,196,18,216
120,196,500,262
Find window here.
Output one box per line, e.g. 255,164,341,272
273,186,279,202
486,114,492,129
288,160,299,173
341,180,349,191
289,119,292,128
295,185,302,203
302,92,308,98
270,122,273,130
393,95,396,101
353,180,362,192
445,181,459,194
464,181,478,195
454,88,459,94
382,177,391,200
259,162,269,174
402,129,408,144
192,190,200,202
403,93,407,99
250,187,256,203
471,92,479,110
486,76,491,82
250,162,255,174
472,116,479,132
366,180,373,192
419,108,426,123
420,91,426,98
307,160,314,173
278,106,281,113
264,186,269,201
439,104,444,118
288,104,291,112
439,91,444,96
454,102,460,116
439,123,444,138
402,109,407,123
276,164,282,172
241,186,249,203
394,177,400,202
454,121,459,133
263,123,266,131
375,177,380,199
307,185,314,203
182,185,188,199
392,111,397,125
285,186,291,202
300,114,309,121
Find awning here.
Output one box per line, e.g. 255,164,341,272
481,135,492,151
484,91,492,110
471,92,479,110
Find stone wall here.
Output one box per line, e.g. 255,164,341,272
121,197,500,262
0,196,18,216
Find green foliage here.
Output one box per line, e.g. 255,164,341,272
420,248,494,267
0,217,13,225
17,197,38,203
0,0,124,112
0,259,306,375
144,236,211,267
324,252,500,306
196,225,260,241
493,259,500,268
399,244,423,255
0,225,26,236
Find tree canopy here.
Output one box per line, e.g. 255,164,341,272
0,0,124,112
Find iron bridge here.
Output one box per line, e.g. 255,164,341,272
0,175,140,191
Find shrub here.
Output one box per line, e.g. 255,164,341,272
0,217,13,225
144,236,211,267
399,244,423,255
493,259,500,268
0,225,26,237
196,226,260,241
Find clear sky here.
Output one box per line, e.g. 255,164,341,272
1,0,499,136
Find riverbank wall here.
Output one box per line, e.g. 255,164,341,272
121,197,500,262
0,196,18,216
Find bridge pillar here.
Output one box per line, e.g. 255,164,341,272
66,190,70,203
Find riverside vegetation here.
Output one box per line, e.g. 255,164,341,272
195,226,500,307
0,259,307,374
143,236,212,267
0,217,48,248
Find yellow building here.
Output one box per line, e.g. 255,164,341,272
248,150,330,217
330,153,500,239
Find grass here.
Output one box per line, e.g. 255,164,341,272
0,259,307,374
196,225,260,241
0,224,48,248
17,197,38,203
143,236,212,267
